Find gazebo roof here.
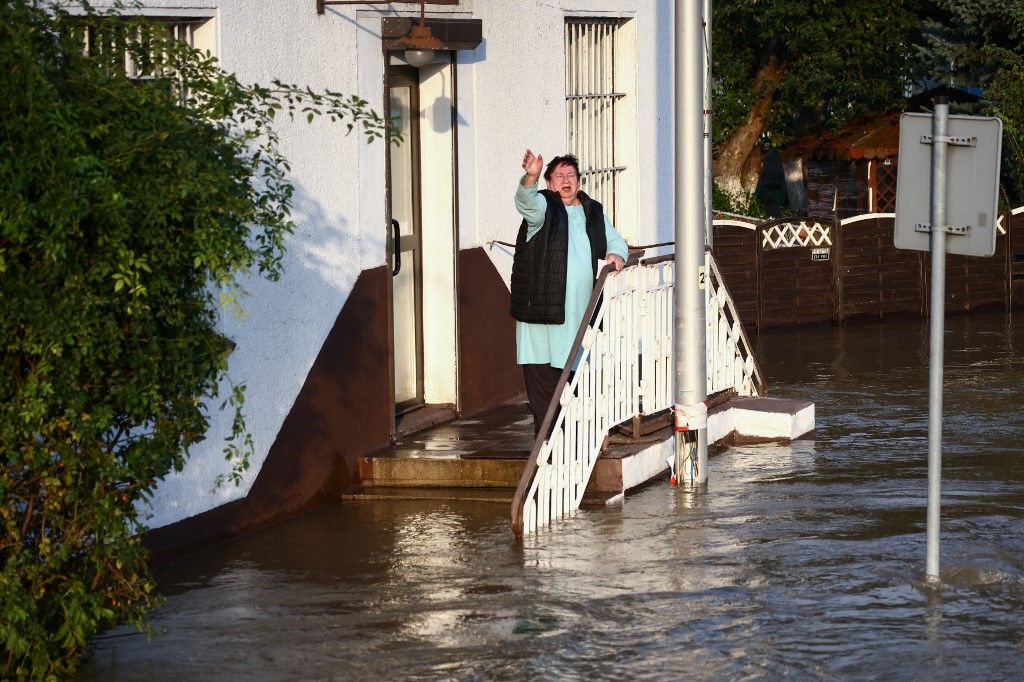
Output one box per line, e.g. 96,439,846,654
786,87,981,163
789,112,901,162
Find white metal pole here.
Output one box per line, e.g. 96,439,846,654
926,97,949,582
703,0,714,249
674,0,708,484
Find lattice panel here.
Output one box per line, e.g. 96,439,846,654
874,160,898,212
761,221,832,250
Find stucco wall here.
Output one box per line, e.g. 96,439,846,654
129,0,679,529
461,0,677,280
135,1,376,527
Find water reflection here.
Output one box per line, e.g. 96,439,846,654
82,312,1024,680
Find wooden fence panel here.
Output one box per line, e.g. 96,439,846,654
1007,212,1024,308
710,210,1022,332
923,218,1010,313
838,216,923,320
756,218,834,328
712,225,759,327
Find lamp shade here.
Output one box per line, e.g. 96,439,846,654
405,49,435,68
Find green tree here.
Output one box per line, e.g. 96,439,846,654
0,2,385,676
712,0,921,202
917,0,1024,203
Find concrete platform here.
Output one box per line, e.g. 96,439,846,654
354,396,814,500
709,396,816,444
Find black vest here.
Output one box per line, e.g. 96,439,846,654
509,189,608,324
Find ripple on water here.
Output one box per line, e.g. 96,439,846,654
81,313,1024,680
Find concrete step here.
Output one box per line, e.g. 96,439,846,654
357,455,524,489
342,486,514,503
343,485,617,506
354,396,815,498
356,436,665,495
709,396,815,444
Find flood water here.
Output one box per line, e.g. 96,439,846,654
82,312,1024,680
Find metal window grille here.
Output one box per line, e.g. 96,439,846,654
81,20,208,80
565,18,626,222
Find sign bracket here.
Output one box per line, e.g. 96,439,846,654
919,134,977,147
913,223,972,235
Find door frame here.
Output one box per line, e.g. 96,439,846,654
386,64,426,416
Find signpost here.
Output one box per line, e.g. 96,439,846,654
673,0,708,486
893,99,1002,582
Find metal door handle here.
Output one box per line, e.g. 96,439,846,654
391,219,401,276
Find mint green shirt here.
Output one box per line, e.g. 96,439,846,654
514,181,629,369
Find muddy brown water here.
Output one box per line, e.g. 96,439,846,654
81,311,1024,680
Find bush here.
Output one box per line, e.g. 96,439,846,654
0,2,384,676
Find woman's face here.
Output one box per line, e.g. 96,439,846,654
546,162,580,205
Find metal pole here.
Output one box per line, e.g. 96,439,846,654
703,0,714,250
926,96,949,582
674,0,708,484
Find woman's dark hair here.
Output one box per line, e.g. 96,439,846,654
543,154,581,181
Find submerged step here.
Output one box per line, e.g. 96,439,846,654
358,456,525,488
343,485,617,506
343,486,514,503
359,443,661,496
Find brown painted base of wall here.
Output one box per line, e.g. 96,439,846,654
145,266,393,564
457,247,524,415
145,249,524,565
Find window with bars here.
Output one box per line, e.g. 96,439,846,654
80,18,216,80
565,18,632,227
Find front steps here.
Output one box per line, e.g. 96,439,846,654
351,397,814,503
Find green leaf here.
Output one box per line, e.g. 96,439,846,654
0,1,385,676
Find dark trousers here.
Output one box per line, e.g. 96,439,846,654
522,363,566,436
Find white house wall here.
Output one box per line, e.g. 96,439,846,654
128,0,678,530
140,1,375,527
463,0,677,282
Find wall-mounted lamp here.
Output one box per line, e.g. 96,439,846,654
384,0,446,67
316,1,482,63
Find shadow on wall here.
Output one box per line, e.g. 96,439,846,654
429,94,468,133
144,177,391,553
142,179,346,520
459,37,486,65
229,174,393,484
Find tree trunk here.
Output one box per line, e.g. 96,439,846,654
712,55,784,201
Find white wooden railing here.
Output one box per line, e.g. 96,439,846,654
511,252,765,536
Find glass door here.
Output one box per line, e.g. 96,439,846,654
388,66,424,412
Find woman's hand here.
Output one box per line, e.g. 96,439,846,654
521,149,543,185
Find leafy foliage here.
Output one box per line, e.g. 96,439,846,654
0,1,385,677
712,0,921,148
712,0,1024,205
917,0,1024,203
712,181,768,219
